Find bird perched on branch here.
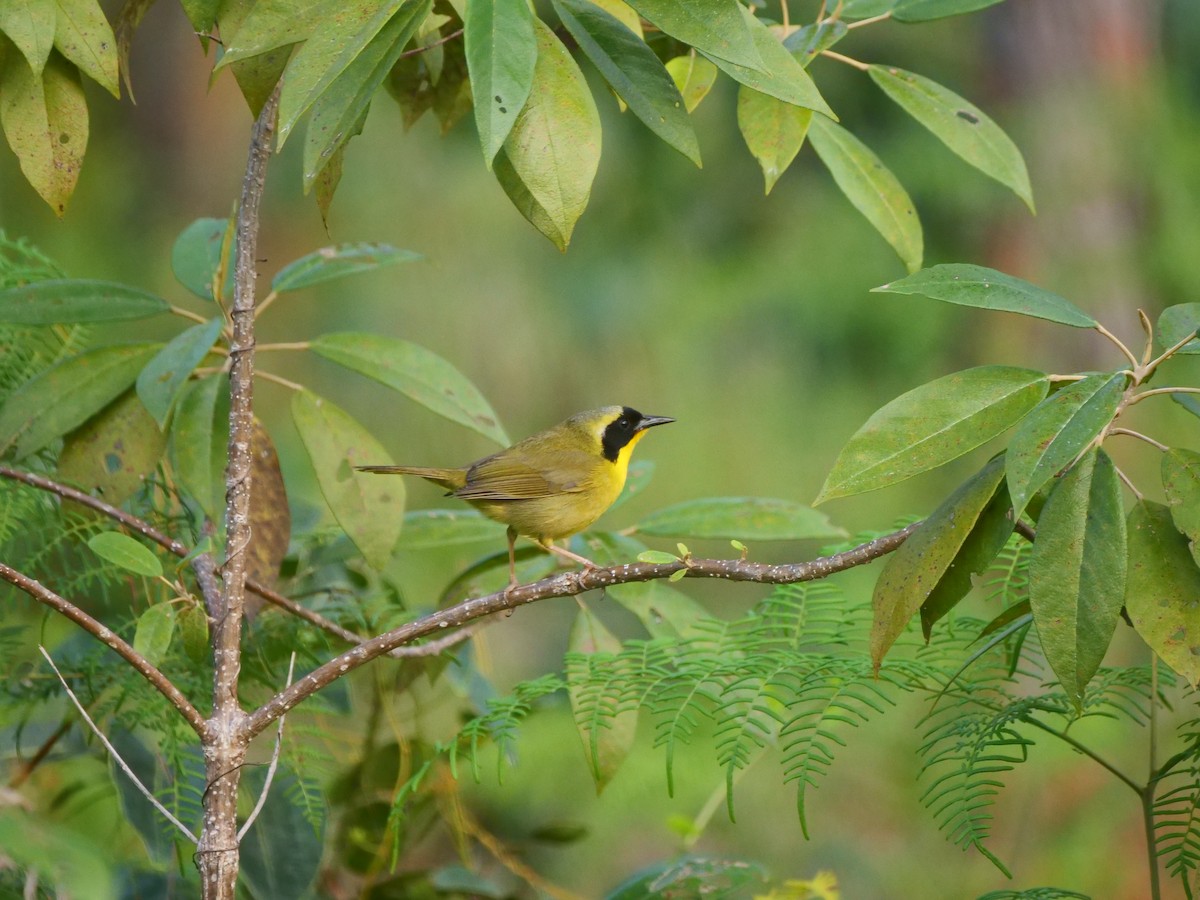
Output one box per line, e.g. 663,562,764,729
357,406,674,587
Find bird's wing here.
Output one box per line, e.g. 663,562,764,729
453,449,594,501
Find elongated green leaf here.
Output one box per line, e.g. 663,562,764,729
179,0,219,41
58,389,167,505
817,366,1048,503
1126,501,1200,687
1,49,88,216
275,0,410,146
0,279,168,323
1155,303,1200,356
171,217,233,301
808,115,921,273
396,508,504,549
53,0,119,96
170,374,229,522
292,390,403,571
132,602,177,666
215,0,328,64
0,0,56,74
310,332,509,446
624,0,761,70
136,317,224,427
782,21,847,66
868,65,1032,211
737,85,811,194
705,8,833,117
493,20,600,251
464,0,536,166
178,601,209,663
634,497,844,540
271,243,421,292
302,0,430,189
567,606,636,792
1162,448,1200,566
1029,449,1126,709
871,456,1006,667
554,0,699,167
88,530,163,577
212,0,296,114
873,264,1097,327
1006,372,1126,518
0,343,160,459
893,0,1004,22
664,53,718,113
843,0,896,15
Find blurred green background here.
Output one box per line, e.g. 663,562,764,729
4,1,1200,896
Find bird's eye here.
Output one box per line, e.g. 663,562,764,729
618,417,631,430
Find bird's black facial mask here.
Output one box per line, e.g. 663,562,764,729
600,407,644,462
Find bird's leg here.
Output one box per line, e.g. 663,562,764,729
537,539,599,573
505,526,519,594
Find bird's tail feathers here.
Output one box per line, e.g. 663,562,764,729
354,464,464,490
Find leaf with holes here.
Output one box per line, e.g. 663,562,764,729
58,390,167,506
464,0,536,166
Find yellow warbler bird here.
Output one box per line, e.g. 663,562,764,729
357,406,674,586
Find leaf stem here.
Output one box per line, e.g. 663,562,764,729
1137,330,1200,383
256,370,304,391
170,305,212,326
255,341,310,351
1095,323,1140,369
1023,717,1141,793
1127,386,1200,406
820,49,870,71
846,10,892,29
1113,462,1145,501
1108,427,1169,451
252,290,279,319
397,27,462,60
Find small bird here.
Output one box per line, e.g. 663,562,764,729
357,406,674,587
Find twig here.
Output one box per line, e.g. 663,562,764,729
38,646,199,842
0,563,206,735
820,49,870,71
237,652,294,841
1114,463,1145,501
397,27,462,60
254,342,310,352
1126,386,1200,406
256,370,303,391
252,290,279,320
846,10,892,28
170,305,213,326
1108,427,1169,452
243,523,920,740
7,716,73,788
1095,323,1140,369
1139,328,1200,381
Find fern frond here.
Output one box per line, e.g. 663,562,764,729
451,674,565,782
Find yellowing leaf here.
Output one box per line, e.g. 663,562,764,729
54,0,119,97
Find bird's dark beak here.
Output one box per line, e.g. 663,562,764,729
635,415,675,432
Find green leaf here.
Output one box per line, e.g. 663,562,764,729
464,0,536,166
868,65,1032,211
664,53,717,113
0,342,160,459
396,508,504,549
567,606,636,792
808,115,921,274
132,602,177,666
169,374,229,522
1162,448,1200,567
842,0,896,16
553,0,700,167
301,0,430,189
1173,393,1200,420
871,456,1006,667
53,0,119,97
270,242,422,292
1155,303,1200,356
892,0,1004,22
58,389,168,506
636,550,678,564
178,601,209,663
873,264,1097,327
0,0,56,74
782,21,847,67
1029,449,1126,709
1005,372,1126,518
581,532,707,637
171,217,234,301
0,812,114,900
737,85,811,194
493,19,600,251
274,0,418,146
239,766,324,899
634,497,845,540
817,366,1048,503
0,49,88,216
623,0,761,70
215,0,327,65
705,8,833,117
0,279,169,323
88,530,163,577
179,0,219,41
310,332,509,446
136,317,224,427
292,390,404,571
214,0,299,114
1126,501,1200,687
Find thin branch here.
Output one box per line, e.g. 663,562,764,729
242,523,919,740
1109,427,1170,452
252,290,280,320
0,563,206,735
1023,716,1141,794
1095,323,1140,369
7,716,73,788
38,646,200,842
820,49,870,71
170,305,212,326
845,10,891,28
1114,463,1145,501
256,370,303,391
1137,329,1200,382
397,27,462,60
254,342,310,352
237,652,294,841
1127,386,1200,406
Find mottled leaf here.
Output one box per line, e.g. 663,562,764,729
292,390,403,571
1006,372,1126,518
53,0,119,96
1163,448,1200,567
271,243,421,292
874,264,1096,327
1029,449,1126,709
88,530,163,578
464,0,536,165
311,332,508,446
1126,501,1200,687
0,279,168,323
635,497,844,540
817,366,1048,503
809,115,921,273
136,317,224,427
58,389,167,505
0,0,56,74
